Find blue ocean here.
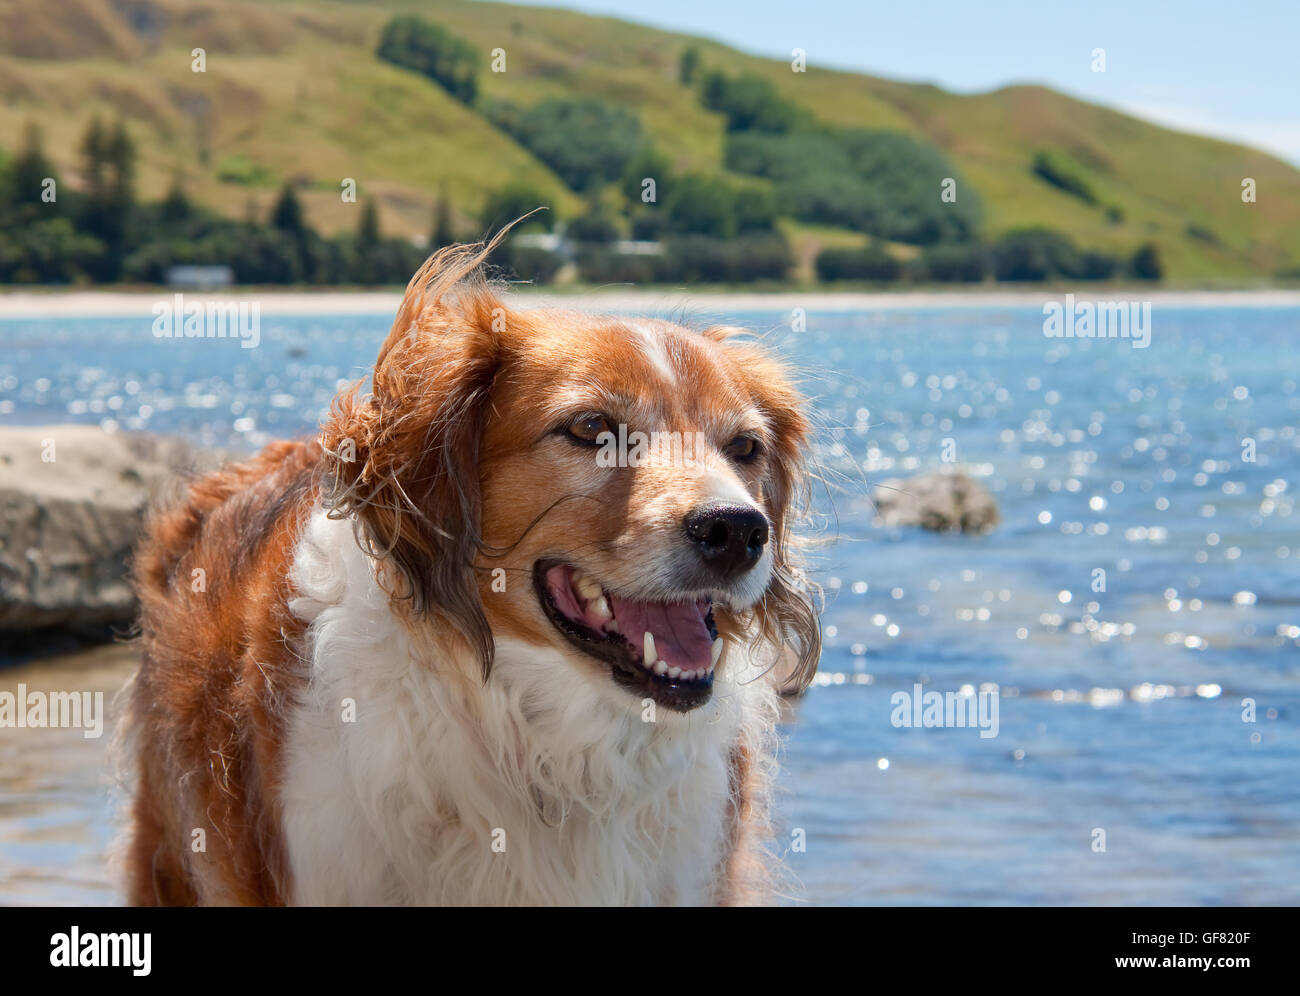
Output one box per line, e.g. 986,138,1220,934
1,300,1297,905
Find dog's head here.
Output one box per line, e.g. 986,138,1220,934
322,236,820,714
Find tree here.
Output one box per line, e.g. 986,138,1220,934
270,183,306,236
678,46,701,86
815,243,902,282
358,198,381,245
8,122,59,214
430,185,456,248
480,183,552,233
78,116,107,202
376,15,480,104
160,175,193,226
1131,243,1163,280
76,117,135,279
490,98,644,193
664,174,738,238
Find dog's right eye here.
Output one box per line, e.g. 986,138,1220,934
564,413,614,446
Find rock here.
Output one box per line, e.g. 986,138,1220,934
871,469,1000,534
0,426,230,639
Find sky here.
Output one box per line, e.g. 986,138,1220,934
504,0,1300,166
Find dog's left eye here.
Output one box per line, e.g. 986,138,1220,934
724,435,760,462
565,413,614,446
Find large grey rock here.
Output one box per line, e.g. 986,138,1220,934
872,469,1000,534
0,426,227,637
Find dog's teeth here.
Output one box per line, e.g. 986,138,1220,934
654,660,669,676
668,665,681,679
681,668,697,681
711,637,723,666
606,618,619,633
643,631,656,665
577,578,602,600
591,596,611,620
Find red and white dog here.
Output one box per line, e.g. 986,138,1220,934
122,235,821,905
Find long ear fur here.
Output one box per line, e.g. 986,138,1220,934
708,331,823,693
319,232,514,678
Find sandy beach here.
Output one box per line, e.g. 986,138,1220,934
1,286,1298,319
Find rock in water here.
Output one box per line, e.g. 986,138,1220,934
871,470,1000,534
0,426,225,638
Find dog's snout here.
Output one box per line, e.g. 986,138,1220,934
684,502,769,578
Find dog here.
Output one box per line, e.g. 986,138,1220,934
121,231,821,905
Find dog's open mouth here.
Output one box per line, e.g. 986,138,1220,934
533,560,720,712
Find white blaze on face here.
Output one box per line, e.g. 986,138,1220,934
628,321,677,386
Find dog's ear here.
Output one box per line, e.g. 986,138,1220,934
321,240,510,678
714,335,822,693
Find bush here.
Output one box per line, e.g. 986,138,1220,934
481,183,554,233
575,247,658,284
1130,242,1163,280
661,233,791,283
582,233,795,284
376,15,479,104
489,98,644,193
1077,249,1119,281
991,228,1080,281
700,73,804,133
661,174,777,239
567,208,620,244
917,243,988,283
1031,150,1097,205
726,126,980,245
815,244,902,282
498,244,564,284
0,219,104,283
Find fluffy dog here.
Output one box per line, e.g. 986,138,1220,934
123,233,820,905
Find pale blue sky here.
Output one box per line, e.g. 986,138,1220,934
503,0,1300,165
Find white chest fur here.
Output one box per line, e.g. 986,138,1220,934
280,511,775,905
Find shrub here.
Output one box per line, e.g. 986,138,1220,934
917,243,988,283
815,243,902,282
1031,150,1097,205
1130,242,1163,280
661,233,791,283
991,228,1080,281
700,73,803,133
567,208,620,244
498,244,564,284
481,183,554,233
489,98,644,193
726,127,980,245
376,15,479,104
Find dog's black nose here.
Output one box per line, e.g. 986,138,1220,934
684,503,769,578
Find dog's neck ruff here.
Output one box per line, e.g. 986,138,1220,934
279,510,777,905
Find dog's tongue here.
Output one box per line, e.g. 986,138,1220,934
608,594,713,672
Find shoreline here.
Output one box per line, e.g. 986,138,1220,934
1,286,1299,318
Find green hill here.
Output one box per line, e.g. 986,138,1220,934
2,0,1297,281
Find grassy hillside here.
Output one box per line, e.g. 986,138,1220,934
1,0,1297,280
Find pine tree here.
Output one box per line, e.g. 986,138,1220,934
161,174,192,225
270,183,305,235
430,185,455,248
358,198,381,245
79,115,106,201
77,117,135,280
104,120,136,205
11,122,58,211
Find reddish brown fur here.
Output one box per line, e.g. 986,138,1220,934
124,234,820,906
127,441,318,905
